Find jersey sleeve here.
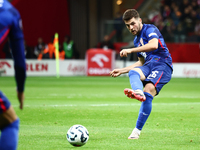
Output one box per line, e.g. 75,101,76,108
145,26,159,41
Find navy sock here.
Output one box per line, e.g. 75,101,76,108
0,118,20,150
136,92,153,130
128,70,143,91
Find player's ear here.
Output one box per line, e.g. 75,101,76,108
139,18,142,23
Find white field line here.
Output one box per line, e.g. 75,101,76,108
49,93,200,99
26,95,200,99
12,102,200,107
157,95,200,98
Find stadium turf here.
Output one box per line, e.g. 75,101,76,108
1,76,200,150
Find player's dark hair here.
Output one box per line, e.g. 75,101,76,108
122,9,140,21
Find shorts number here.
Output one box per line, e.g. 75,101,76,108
147,71,159,79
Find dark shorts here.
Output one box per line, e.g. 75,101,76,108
136,62,172,95
0,91,11,114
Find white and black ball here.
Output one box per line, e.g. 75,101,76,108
66,125,89,147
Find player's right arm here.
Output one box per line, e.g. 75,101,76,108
120,38,158,57
110,57,144,77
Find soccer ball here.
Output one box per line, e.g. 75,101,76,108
66,125,89,147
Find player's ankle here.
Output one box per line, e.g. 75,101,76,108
133,127,141,135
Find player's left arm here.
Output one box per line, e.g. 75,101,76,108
120,38,158,57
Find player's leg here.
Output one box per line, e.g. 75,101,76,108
124,68,146,101
0,91,19,150
128,62,172,139
128,83,155,139
137,83,156,130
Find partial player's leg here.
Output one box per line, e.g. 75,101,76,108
124,68,146,101
128,83,155,139
0,91,20,150
0,106,18,129
128,62,172,139
125,67,155,139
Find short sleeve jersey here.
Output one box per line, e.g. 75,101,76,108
134,24,173,70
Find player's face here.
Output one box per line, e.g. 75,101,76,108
124,17,142,35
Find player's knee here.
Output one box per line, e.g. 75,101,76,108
0,106,18,129
130,68,146,80
5,106,18,122
128,70,140,78
143,83,157,96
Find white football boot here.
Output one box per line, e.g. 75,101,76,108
128,128,141,139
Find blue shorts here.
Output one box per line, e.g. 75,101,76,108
136,62,172,95
0,91,11,114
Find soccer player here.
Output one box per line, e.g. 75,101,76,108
110,9,173,139
0,0,26,149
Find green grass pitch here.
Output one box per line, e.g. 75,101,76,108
1,76,200,150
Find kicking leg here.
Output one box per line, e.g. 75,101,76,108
124,69,146,101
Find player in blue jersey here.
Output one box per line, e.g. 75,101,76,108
0,0,26,149
110,9,173,139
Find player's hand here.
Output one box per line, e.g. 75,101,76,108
110,69,121,77
17,91,24,110
120,49,131,57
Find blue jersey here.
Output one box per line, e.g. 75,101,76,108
0,0,26,92
134,24,173,70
